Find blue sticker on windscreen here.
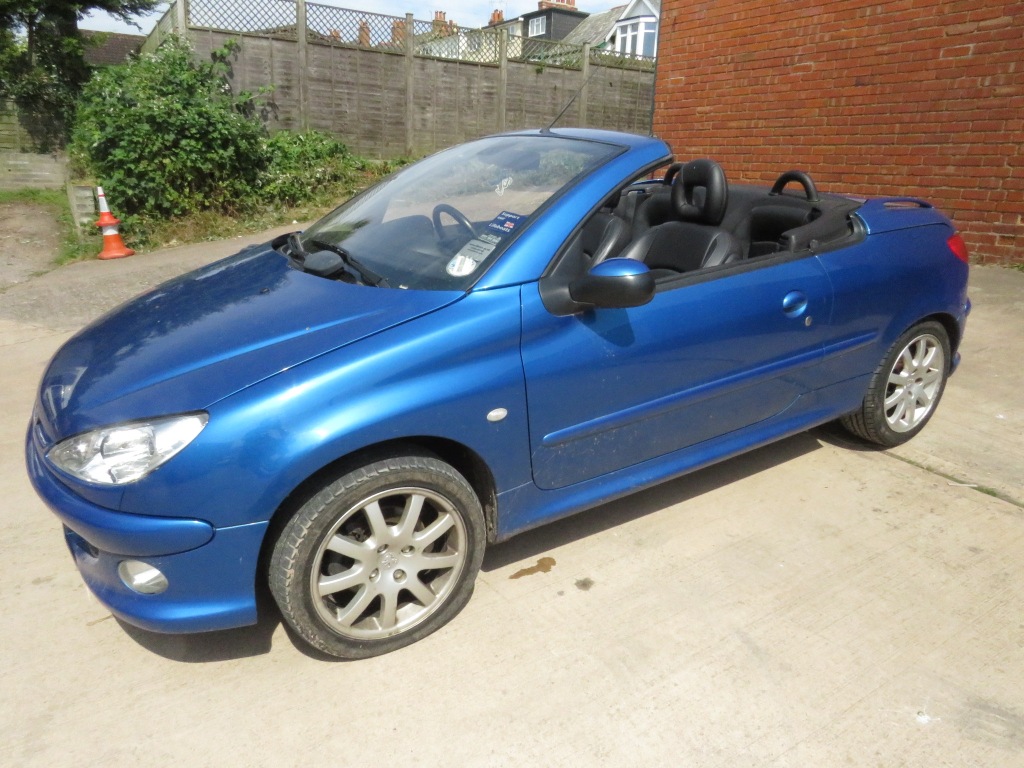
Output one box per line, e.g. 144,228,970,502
487,211,526,237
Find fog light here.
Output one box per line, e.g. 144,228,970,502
118,560,169,595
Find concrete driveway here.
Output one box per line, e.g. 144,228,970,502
1,236,1021,767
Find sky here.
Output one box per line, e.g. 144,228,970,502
79,1,589,35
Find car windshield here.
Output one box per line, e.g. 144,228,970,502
298,134,622,290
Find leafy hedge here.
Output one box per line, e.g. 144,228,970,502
260,131,360,206
71,36,362,222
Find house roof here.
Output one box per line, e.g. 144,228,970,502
562,5,626,46
81,31,145,67
619,0,661,20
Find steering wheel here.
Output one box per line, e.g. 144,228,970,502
769,170,819,202
432,204,476,245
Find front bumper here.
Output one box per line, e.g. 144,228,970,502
27,429,265,633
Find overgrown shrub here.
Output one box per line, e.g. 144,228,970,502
259,131,360,206
71,36,266,218
69,36,397,250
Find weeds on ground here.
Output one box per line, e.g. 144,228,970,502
1,158,400,268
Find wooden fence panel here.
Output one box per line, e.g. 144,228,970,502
172,5,654,159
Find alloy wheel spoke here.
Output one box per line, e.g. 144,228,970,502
318,567,365,596
907,344,924,370
417,551,460,571
900,347,915,371
325,534,370,560
378,590,399,630
888,397,908,424
415,512,454,548
362,500,389,542
889,371,909,387
919,343,938,370
884,387,906,409
393,493,426,539
334,585,376,628
405,576,436,606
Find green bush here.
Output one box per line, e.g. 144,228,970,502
71,36,266,218
68,36,396,249
260,131,360,206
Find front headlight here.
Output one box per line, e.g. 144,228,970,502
47,413,208,485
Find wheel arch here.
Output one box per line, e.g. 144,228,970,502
923,311,962,358
257,436,500,584
882,309,962,367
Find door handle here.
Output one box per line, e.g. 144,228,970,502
782,291,808,317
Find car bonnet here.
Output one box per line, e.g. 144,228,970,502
36,245,462,441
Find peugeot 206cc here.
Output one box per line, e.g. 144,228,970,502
27,129,971,658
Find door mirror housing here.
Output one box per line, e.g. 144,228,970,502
569,258,655,310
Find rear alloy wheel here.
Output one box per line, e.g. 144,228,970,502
841,321,951,447
269,454,485,658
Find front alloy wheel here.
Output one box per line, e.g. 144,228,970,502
269,454,485,658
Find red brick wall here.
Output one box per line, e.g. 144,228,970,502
653,1,1023,265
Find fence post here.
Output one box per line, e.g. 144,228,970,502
404,13,415,157
175,0,187,34
497,29,508,132
297,0,309,131
579,43,590,127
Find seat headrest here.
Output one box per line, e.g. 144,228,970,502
671,159,729,226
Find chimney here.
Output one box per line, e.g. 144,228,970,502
391,18,406,45
538,0,576,10
357,19,370,47
489,9,505,26
433,10,447,34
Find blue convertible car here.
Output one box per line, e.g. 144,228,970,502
27,129,970,658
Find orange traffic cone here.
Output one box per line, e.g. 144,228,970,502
95,187,134,260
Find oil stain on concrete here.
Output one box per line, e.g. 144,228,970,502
509,557,556,579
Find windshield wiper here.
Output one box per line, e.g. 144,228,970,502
308,238,389,287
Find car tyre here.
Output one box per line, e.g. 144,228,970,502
840,320,951,447
269,453,485,659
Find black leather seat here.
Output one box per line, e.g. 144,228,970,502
746,204,814,257
620,159,743,275
581,211,630,266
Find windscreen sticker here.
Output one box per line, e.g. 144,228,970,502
446,238,496,277
486,211,526,237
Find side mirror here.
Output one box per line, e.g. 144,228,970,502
569,258,655,309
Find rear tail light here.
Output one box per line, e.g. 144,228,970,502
947,233,969,263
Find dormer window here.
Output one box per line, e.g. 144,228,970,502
528,16,547,37
616,17,657,57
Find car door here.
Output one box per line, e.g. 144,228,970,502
521,256,833,490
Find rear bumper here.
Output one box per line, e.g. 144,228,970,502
951,296,971,375
27,429,265,633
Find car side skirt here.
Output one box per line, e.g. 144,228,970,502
493,374,869,541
